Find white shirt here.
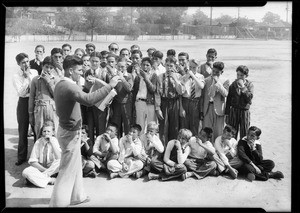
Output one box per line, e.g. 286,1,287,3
214,136,238,165
188,136,215,159
140,133,164,156
93,134,119,154
13,68,38,97
28,136,61,168
181,72,205,98
136,77,147,100
118,136,143,163
155,64,166,76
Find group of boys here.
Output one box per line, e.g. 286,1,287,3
12,42,283,206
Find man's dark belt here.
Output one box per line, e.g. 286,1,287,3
137,98,147,102
182,97,200,101
209,101,214,104
161,96,179,101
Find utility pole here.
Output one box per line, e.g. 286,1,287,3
286,2,288,23
238,7,240,21
210,7,213,37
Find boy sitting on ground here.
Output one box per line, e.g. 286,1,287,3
22,120,61,187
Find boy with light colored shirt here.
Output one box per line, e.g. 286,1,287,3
13,53,38,166
213,125,243,179
133,57,158,134
179,54,205,135
198,48,217,78
22,121,61,188
107,124,144,179
138,121,164,178
183,127,218,180
89,124,119,173
151,50,166,76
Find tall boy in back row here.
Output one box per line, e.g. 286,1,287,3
201,61,230,143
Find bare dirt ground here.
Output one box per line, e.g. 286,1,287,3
3,39,291,211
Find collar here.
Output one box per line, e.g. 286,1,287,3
63,77,76,84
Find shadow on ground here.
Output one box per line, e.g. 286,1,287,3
4,128,18,136
6,198,50,207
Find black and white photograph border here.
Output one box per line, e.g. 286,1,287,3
2,0,296,212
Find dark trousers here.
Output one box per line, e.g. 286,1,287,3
184,157,217,179
110,101,132,137
17,97,30,162
180,97,200,136
228,107,250,139
238,159,275,181
87,106,107,144
159,98,180,147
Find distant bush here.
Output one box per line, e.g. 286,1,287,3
126,24,141,40
6,18,65,35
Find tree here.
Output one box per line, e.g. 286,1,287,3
82,7,110,41
136,7,160,24
192,8,209,25
112,7,132,34
214,14,234,24
262,11,281,24
56,8,83,40
155,7,188,35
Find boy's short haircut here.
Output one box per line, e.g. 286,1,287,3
100,50,109,57
152,50,163,59
130,124,142,132
120,48,130,54
84,69,94,78
63,55,83,70
90,51,102,59
42,56,55,66
117,57,127,63
86,43,96,50
131,50,143,58
213,61,224,71
62,43,72,50
82,54,90,59
167,49,176,57
178,52,189,60
42,120,55,132
236,65,249,76
75,48,85,54
15,53,29,64
189,59,200,66
207,48,217,56
146,121,159,132
141,57,152,64
107,122,119,135
107,53,119,61
130,44,140,51
223,125,237,136
51,48,63,56
178,128,193,141
147,47,156,53
35,45,45,52
202,127,213,139
165,56,177,64
248,126,262,139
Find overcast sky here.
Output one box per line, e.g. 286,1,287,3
187,1,292,23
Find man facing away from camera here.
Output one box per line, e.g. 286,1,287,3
49,55,120,207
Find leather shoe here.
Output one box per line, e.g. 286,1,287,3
15,160,25,166
269,171,284,179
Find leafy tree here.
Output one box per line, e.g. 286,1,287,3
112,7,132,34
136,7,160,24
214,14,234,24
192,8,209,25
82,7,110,41
56,7,83,40
262,11,281,24
155,7,188,35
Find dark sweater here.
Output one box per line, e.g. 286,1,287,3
30,59,43,75
225,79,254,114
237,138,263,165
54,79,112,131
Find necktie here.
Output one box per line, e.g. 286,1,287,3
190,78,195,99
43,142,49,168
